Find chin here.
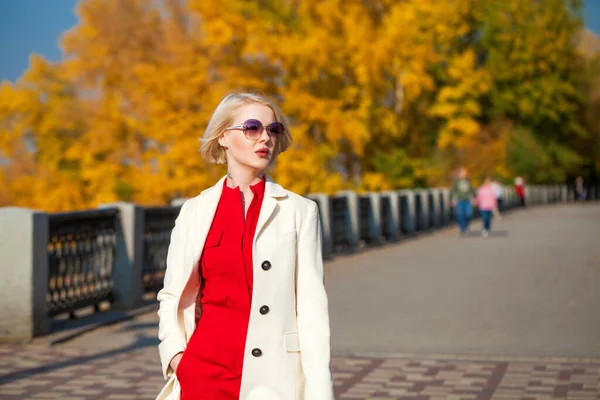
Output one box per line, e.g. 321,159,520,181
242,159,270,171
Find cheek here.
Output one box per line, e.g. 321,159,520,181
229,134,252,154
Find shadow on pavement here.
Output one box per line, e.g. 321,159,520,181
462,230,509,238
120,322,159,332
0,333,159,384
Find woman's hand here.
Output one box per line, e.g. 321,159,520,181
170,352,184,374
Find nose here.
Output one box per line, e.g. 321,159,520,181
257,125,273,144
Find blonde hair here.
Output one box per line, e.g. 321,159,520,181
200,92,293,164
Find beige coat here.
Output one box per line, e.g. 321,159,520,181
156,176,334,400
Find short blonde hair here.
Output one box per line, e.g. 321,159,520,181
200,92,293,164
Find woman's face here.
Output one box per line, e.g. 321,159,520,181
221,103,278,172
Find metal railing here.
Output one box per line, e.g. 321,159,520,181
142,206,180,293
4,182,599,341
330,196,352,252
47,209,118,316
41,183,600,319
380,196,394,242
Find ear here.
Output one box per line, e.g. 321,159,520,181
218,134,227,148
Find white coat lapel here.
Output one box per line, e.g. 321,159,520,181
254,176,288,244
189,176,226,272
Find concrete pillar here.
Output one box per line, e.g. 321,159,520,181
100,203,144,310
505,187,512,208
399,190,417,234
561,185,568,202
430,188,442,227
367,193,383,243
440,188,451,224
336,191,360,250
556,185,562,202
381,191,400,241
0,207,51,342
308,194,333,260
567,185,575,201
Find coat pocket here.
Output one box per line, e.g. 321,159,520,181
202,229,226,276
284,332,304,400
284,331,300,352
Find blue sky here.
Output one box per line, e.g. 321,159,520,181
1,0,599,82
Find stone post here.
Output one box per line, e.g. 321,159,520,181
440,188,451,224
430,188,442,227
0,207,51,342
99,202,144,310
308,194,333,260
367,193,383,243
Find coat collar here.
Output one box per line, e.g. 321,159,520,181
190,175,287,278
200,174,288,199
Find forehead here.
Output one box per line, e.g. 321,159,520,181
233,103,276,124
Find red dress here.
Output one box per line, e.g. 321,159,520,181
177,178,265,400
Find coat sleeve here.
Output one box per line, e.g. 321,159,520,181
296,201,335,400
157,200,191,379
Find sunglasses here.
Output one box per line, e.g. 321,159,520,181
225,119,285,140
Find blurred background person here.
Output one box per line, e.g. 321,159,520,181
575,176,587,201
491,178,504,213
477,177,499,238
451,167,476,236
515,176,526,207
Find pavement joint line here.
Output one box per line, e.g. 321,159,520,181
335,350,600,364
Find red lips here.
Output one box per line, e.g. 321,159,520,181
255,148,269,157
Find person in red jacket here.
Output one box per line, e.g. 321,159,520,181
514,176,526,207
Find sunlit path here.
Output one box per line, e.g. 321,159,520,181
326,204,600,358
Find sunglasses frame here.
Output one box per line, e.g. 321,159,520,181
225,119,285,141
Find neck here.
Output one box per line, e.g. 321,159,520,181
226,165,264,190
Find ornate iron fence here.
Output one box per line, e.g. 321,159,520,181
399,194,411,235
143,206,181,293
330,196,351,252
358,196,375,245
380,196,394,241
47,209,118,316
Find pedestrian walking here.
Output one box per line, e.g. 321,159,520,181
477,177,499,237
515,176,526,207
451,167,476,235
156,93,334,400
575,176,587,201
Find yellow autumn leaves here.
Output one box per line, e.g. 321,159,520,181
0,0,597,211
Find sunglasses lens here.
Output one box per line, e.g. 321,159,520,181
243,119,264,139
267,122,285,135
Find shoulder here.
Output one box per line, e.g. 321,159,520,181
283,189,318,210
176,183,217,216
280,188,318,216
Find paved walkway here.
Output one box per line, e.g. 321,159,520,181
326,204,600,358
1,204,599,399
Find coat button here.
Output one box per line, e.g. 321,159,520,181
252,348,262,357
259,305,270,315
261,261,271,271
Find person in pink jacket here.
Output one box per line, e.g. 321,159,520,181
476,177,499,237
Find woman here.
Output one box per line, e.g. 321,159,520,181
476,177,498,238
155,93,334,400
